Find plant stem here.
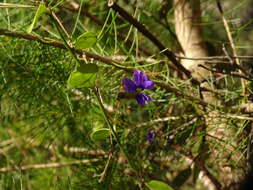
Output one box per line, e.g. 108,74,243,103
49,7,81,65
92,87,134,168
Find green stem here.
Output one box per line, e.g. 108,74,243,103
50,11,81,65
49,5,142,187
92,87,134,168
71,0,84,37
93,87,144,189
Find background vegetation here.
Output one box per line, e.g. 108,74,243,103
0,0,253,189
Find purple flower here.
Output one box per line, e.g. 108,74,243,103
122,70,154,105
147,130,155,143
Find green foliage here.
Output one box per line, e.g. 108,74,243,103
146,180,174,190
0,0,252,189
90,127,110,142
27,3,48,33
74,32,97,49
67,64,98,88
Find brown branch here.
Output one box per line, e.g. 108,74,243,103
207,114,253,121
156,81,212,108
198,64,253,82
174,146,222,190
50,10,70,38
0,28,216,108
176,55,253,60
61,4,153,56
197,161,222,190
0,28,130,70
63,146,106,156
61,5,103,25
0,158,100,172
0,5,36,9
216,0,248,94
141,10,185,54
108,2,198,84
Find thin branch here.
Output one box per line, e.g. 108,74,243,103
136,116,193,128
176,55,253,60
50,9,70,39
216,0,247,94
216,1,241,67
62,4,153,56
141,10,185,54
156,81,212,108
93,87,143,189
61,5,103,25
71,89,114,113
174,147,222,190
4,28,250,110
199,64,253,82
207,114,253,121
63,146,106,156
0,158,100,172
1,28,245,110
0,29,214,108
98,151,113,183
0,5,36,9
108,2,198,84
135,112,253,129
0,28,130,71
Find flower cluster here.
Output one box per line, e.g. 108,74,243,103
122,70,154,105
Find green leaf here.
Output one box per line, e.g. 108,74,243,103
146,180,174,190
90,128,110,142
77,64,98,73
74,32,97,49
27,3,47,33
67,64,98,88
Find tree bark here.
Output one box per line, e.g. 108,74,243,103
173,0,245,189
173,0,209,80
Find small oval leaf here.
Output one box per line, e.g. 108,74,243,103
146,180,174,190
90,128,110,142
67,64,98,88
74,32,97,49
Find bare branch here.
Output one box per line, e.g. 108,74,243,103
0,158,100,173
108,2,198,84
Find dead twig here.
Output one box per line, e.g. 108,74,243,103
216,0,248,94
0,158,100,172
108,2,197,84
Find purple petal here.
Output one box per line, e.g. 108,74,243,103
133,70,148,87
147,130,155,143
143,80,154,89
122,78,137,92
136,93,153,105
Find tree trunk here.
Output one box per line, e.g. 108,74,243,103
173,0,209,80
173,0,245,189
